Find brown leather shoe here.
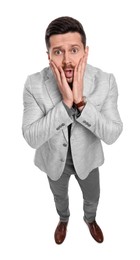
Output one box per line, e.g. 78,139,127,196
85,219,104,243
54,221,68,244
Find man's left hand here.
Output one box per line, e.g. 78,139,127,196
73,47,88,104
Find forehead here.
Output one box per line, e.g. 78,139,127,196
49,32,83,49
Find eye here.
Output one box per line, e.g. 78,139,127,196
71,48,79,54
54,49,62,55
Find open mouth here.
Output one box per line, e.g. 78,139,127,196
64,68,73,78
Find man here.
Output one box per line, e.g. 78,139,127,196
22,16,123,244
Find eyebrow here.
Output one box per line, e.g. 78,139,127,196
52,44,81,50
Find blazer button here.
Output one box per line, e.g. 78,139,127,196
63,143,67,147
60,159,65,162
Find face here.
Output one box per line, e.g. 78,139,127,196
48,32,88,83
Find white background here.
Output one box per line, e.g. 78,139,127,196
0,0,140,259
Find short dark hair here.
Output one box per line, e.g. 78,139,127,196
45,16,86,50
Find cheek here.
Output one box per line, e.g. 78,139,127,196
74,53,85,64
50,55,62,67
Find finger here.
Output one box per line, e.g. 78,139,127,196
80,52,88,75
76,56,86,81
59,66,68,85
50,60,59,74
50,60,61,83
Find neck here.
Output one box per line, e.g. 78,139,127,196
69,82,73,89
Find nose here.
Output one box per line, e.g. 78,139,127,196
62,51,71,65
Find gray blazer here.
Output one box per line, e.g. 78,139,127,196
22,64,123,180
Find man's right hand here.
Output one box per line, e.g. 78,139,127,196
50,60,73,108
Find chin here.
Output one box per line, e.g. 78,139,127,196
66,77,73,83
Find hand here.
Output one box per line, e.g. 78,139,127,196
50,60,73,108
73,47,89,104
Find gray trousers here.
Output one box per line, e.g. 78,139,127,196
47,146,100,223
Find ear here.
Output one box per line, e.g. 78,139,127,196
85,46,89,55
46,51,50,60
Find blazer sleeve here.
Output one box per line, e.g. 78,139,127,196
75,74,123,145
22,76,73,149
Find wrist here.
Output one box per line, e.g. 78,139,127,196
63,99,73,109
74,96,86,109
73,96,83,104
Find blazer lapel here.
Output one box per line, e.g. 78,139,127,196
44,67,62,106
44,67,68,142
83,65,96,97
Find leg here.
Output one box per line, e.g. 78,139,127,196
48,172,70,222
75,168,103,243
75,167,100,223
48,156,76,244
